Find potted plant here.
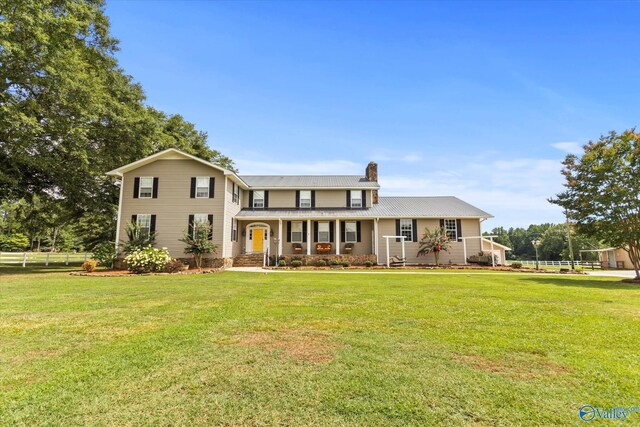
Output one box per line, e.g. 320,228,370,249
330,259,341,269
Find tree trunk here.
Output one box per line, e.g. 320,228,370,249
50,227,59,253
626,242,640,280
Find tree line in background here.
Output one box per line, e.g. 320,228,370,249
0,0,234,252
484,224,600,262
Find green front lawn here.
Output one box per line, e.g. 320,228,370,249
1,269,639,425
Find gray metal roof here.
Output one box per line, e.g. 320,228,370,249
238,175,380,189
235,196,492,219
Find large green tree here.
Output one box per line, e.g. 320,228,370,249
0,0,234,249
551,129,640,279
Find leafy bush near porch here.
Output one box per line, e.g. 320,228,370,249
316,259,327,267
278,259,286,267
93,242,117,269
511,261,523,269
122,222,157,254
364,261,373,267
291,260,302,268
125,247,171,274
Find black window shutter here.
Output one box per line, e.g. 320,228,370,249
150,215,157,234
456,219,462,242
295,191,300,208
232,182,235,199
313,221,319,242
329,222,334,242
303,221,308,242
361,190,366,208
133,177,140,198
231,218,234,241
340,221,346,242
190,178,196,198
188,214,194,237
412,219,418,242
440,219,445,230
311,191,316,208
264,191,269,208
287,221,291,242
357,221,362,242
209,177,215,198
396,219,401,242
208,214,214,240
152,178,159,198
131,214,137,224
249,191,253,207
346,190,351,208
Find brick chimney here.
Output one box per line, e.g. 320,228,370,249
365,161,379,204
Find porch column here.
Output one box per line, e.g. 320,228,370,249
307,219,311,255
278,218,283,257
335,219,340,255
374,218,379,265
463,237,468,265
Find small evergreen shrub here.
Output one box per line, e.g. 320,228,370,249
316,259,327,267
341,261,351,267
81,259,97,272
330,259,340,266
278,259,287,267
511,262,523,269
125,246,171,274
291,260,303,268
364,260,373,267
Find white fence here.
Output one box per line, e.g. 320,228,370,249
506,260,602,269
0,252,92,267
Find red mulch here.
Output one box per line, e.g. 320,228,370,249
70,268,222,277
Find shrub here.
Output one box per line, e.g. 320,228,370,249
122,222,157,254
278,259,287,267
179,221,217,269
316,259,327,267
364,260,373,267
330,259,340,266
511,262,523,269
125,246,171,274
0,233,29,252
165,258,186,273
93,242,117,269
81,259,97,272
291,260,302,268
341,261,351,267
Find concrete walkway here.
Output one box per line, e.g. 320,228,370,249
586,270,638,278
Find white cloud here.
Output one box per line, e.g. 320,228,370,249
551,141,582,154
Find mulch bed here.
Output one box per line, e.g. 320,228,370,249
267,265,585,274
70,268,223,277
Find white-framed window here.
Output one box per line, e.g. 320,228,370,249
318,222,330,243
299,190,311,208
350,191,362,208
253,190,264,208
196,177,210,198
233,184,240,204
291,221,303,242
137,214,151,237
444,219,457,240
232,218,238,241
192,213,209,238
345,222,357,243
139,177,153,198
400,219,413,241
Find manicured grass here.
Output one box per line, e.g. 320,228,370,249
1,269,639,425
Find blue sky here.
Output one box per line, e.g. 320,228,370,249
106,1,640,229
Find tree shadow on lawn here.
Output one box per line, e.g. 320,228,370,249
520,276,640,291
0,265,81,276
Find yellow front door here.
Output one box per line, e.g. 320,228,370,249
253,228,264,252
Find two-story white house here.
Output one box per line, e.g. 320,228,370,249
107,148,493,267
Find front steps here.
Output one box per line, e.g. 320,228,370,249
233,253,265,267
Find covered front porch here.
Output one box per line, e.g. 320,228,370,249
238,218,377,259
